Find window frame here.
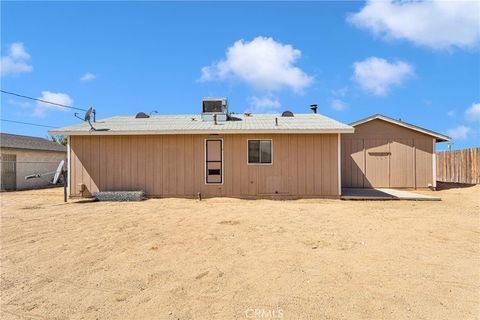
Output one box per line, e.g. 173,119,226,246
247,139,273,165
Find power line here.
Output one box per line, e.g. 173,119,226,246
0,89,87,112
0,118,58,129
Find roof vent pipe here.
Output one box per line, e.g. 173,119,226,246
213,113,217,125
310,104,318,114
275,117,278,126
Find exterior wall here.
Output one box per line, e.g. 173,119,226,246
0,148,66,190
341,119,434,188
69,134,340,198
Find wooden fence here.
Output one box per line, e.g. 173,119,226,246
436,148,480,184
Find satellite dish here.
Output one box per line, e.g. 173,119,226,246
53,160,65,184
74,107,95,123
24,160,68,202
84,107,93,121
25,160,65,183
74,106,108,131
135,112,150,118
281,110,294,117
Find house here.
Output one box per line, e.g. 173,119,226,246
0,133,67,191
49,98,353,198
49,99,450,199
341,114,450,189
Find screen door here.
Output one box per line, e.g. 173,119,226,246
205,139,223,184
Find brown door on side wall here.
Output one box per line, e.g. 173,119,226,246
364,139,390,187
205,139,223,184
389,139,415,188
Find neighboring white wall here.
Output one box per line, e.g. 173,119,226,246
1,148,66,190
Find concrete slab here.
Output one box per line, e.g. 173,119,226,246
341,188,441,201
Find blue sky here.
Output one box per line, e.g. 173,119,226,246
1,1,479,150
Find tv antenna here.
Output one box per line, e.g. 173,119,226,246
25,160,68,202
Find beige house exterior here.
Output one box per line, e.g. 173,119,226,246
50,106,449,198
69,134,341,198
50,110,353,199
341,115,450,189
0,133,67,190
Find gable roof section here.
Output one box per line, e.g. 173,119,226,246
0,133,67,152
48,113,354,136
350,114,450,142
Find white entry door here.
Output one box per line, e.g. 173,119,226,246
205,139,223,184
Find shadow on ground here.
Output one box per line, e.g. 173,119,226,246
436,182,477,190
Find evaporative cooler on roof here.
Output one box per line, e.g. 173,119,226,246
201,97,228,122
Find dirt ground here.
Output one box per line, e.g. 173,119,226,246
1,185,479,320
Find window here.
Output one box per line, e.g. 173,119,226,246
248,140,272,164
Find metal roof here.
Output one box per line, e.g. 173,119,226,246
49,113,354,136
350,114,450,142
0,133,67,152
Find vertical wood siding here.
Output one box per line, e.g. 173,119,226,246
342,119,435,188
389,139,415,188
70,134,339,198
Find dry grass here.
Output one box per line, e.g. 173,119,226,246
1,186,479,319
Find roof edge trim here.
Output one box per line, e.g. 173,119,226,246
48,128,355,136
0,146,67,152
350,114,450,142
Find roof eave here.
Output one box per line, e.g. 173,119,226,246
350,114,450,142
434,136,450,143
48,128,355,136
0,146,67,153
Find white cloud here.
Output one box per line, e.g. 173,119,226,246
352,57,414,96
80,72,96,81
331,86,348,97
331,99,348,111
1,42,32,76
246,95,281,114
34,91,73,117
200,66,214,81
447,110,455,117
465,103,480,122
447,125,470,140
8,99,30,109
200,36,313,93
349,0,480,50
0,58,32,76
10,42,31,60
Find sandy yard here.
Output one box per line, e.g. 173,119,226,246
1,185,479,320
